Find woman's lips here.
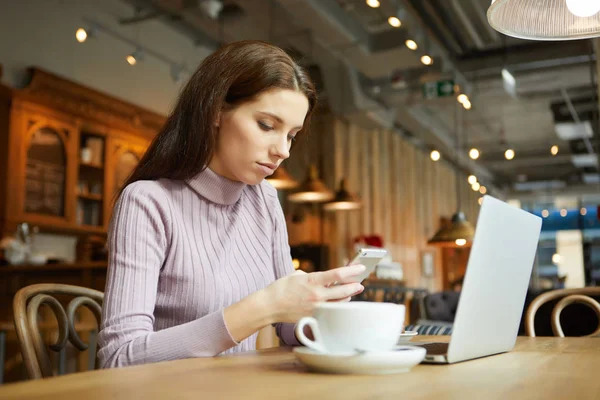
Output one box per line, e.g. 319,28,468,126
257,162,276,175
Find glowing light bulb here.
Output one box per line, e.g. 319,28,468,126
566,0,600,17
405,40,418,50
76,28,88,43
551,145,559,155
469,148,480,160
430,150,441,161
366,0,380,8
542,209,549,218
421,55,433,65
468,175,477,185
455,238,467,246
388,16,401,27
505,149,515,160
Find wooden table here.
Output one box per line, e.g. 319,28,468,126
1,336,599,399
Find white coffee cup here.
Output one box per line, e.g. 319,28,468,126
295,301,405,354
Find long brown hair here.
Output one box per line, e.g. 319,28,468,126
121,40,317,194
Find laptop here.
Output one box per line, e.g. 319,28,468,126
417,195,542,364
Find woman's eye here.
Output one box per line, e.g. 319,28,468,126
258,121,273,131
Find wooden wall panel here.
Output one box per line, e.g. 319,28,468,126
283,110,481,290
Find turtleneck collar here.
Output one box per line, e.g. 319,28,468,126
186,167,246,205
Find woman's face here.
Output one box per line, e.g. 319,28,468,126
209,88,309,185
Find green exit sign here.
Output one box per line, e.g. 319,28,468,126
422,80,455,99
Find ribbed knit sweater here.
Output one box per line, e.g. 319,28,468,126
97,167,299,368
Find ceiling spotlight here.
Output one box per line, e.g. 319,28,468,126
388,16,401,27
366,0,380,8
76,28,88,43
421,55,433,65
463,100,472,110
551,145,559,156
405,39,418,50
504,149,515,160
126,49,144,66
430,150,441,161
468,175,477,185
469,148,480,160
455,238,467,246
457,94,468,104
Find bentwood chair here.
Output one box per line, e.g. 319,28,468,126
13,283,104,379
525,287,600,337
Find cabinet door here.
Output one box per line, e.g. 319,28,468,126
104,138,148,226
19,118,76,227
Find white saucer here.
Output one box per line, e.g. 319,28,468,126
397,330,418,344
293,345,426,375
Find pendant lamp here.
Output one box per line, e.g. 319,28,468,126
265,166,298,190
428,81,476,247
487,0,600,40
287,164,334,203
323,178,362,211
428,211,475,247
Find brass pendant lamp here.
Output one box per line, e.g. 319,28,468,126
428,82,475,247
287,164,334,203
265,166,298,190
323,178,361,211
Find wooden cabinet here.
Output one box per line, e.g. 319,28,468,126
0,67,165,238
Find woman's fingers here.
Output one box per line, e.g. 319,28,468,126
319,282,363,301
310,265,366,286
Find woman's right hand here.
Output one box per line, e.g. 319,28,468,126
262,265,366,324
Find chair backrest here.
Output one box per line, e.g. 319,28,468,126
525,287,600,337
12,283,104,379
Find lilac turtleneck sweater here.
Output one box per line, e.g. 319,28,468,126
97,167,299,368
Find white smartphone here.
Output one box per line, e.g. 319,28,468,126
346,248,388,283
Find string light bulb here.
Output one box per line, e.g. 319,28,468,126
469,148,480,160
76,28,88,43
405,39,418,50
388,16,401,27
430,150,441,161
421,55,433,65
366,0,380,8
505,149,515,160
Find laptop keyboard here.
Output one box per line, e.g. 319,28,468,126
416,342,449,355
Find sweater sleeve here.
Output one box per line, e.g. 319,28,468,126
265,184,301,346
97,182,238,368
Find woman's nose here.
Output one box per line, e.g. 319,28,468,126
272,136,290,160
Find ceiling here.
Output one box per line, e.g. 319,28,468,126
119,0,600,197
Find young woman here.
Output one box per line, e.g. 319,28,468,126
97,40,366,368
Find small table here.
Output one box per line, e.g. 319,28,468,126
1,336,599,399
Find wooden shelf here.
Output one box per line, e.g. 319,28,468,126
79,161,104,170
76,223,105,232
77,193,103,201
0,261,107,273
